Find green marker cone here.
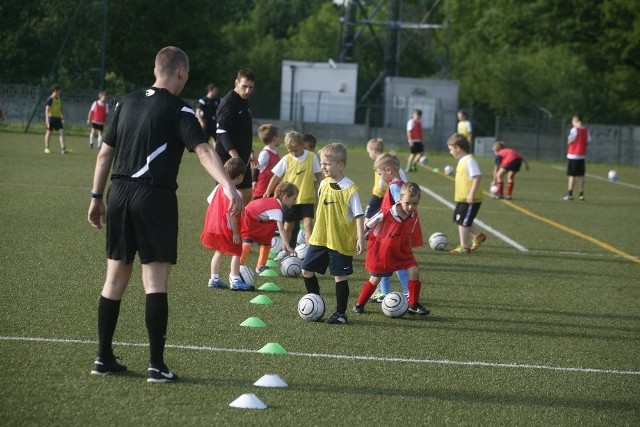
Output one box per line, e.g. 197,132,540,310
265,260,278,268
259,269,278,277
240,317,267,328
258,342,287,354
259,282,281,292
250,295,274,305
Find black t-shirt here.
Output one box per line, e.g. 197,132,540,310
197,96,220,124
105,87,207,189
215,89,253,163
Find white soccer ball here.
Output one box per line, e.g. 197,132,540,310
271,235,283,254
490,184,499,195
444,165,454,176
381,292,409,318
296,229,306,245
298,293,326,321
239,265,255,286
428,232,448,251
419,155,428,166
608,170,618,183
294,243,309,260
281,255,303,277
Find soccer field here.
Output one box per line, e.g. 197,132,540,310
1,131,638,426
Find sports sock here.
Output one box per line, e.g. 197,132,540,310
303,275,320,294
408,280,421,306
145,293,168,366
356,281,376,306
89,134,94,146
379,275,391,294
335,280,349,314
507,182,514,196
497,182,504,197
210,273,219,281
97,296,121,359
257,245,270,268
396,269,409,294
240,243,252,265
98,135,103,146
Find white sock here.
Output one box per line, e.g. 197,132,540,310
229,275,240,282
98,135,102,146
90,135,94,145
210,273,219,280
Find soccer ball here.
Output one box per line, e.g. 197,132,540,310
419,155,428,166
271,235,283,254
298,293,326,321
296,229,306,245
444,165,454,176
428,232,447,251
281,255,303,277
294,243,309,260
608,170,618,183
490,184,499,195
239,265,255,286
381,292,409,318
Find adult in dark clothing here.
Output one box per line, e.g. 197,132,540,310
87,46,242,383
196,83,220,142
215,68,256,205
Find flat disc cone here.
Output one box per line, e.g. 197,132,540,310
258,342,287,354
229,393,267,409
240,317,267,327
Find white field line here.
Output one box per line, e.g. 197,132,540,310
550,165,640,190
2,335,638,376
419,185,529,252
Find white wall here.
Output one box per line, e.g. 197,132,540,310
280,60,358,125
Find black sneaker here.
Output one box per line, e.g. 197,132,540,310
147,364,178,383
325,311,348,325
352,304,364,314
91,356,127,376
408,303,430,315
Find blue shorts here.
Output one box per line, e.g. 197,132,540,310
453,202,482,227
502,159,522,172
365,195,382,219
302,244,353,276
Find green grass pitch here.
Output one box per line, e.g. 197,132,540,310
0,131,638,425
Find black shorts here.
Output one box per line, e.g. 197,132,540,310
283,203,315,222
453,202,482,227
502,159,522,172
365,195,383,219
566,159,585,177
302,244,353,276
106,180,178,264
237,161,253,189
205,122,217,141
410,142,424,154
47,117,63,131
90,122,104,131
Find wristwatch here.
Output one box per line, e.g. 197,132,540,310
90,191,103,199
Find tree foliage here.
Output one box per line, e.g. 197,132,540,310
1,0,638,124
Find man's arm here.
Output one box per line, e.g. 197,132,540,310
88,143,116,228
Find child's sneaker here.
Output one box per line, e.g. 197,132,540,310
370,291,385,303
44,148,51,154
352,304,365,314
325,311,348,325
147,363,178,383
470,233,487,251
578,193,585,201
207,278,227,289
450,246,471,254
562,193,573,201
90,355,127,375
255,266,270,274
504,195,512,200
408,303,430,315
229,277,255,291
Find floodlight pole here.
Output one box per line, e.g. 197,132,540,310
99,0,108,90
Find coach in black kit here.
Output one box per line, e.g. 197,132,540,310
215,68,256,205
87,46,241,383
196,83,220,142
